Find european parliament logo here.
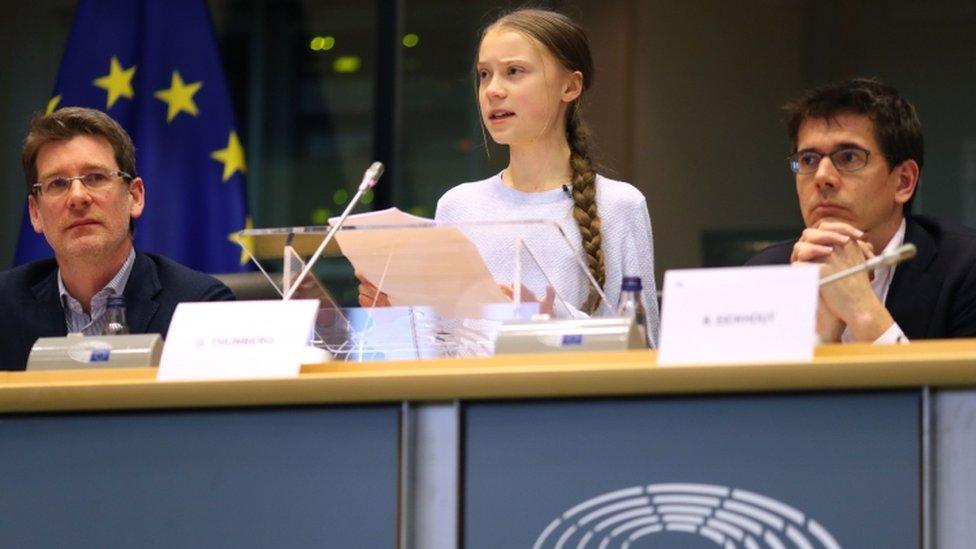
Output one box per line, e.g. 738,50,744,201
534,483,841,549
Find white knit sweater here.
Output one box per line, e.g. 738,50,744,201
435,172,660,346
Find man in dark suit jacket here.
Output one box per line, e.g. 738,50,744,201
749,215,976,340
1,107,233,370
0,252,233,370
747,78,976,342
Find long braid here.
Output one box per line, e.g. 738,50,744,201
566,102,605,313
481,8,604,311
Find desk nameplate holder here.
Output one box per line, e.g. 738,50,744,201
495,316,643,354
28,333,163,370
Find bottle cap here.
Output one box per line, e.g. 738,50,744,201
621,276,642,292
107,295,126,308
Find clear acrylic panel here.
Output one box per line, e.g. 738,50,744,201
232,218,608,359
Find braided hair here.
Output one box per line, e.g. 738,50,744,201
566,101,604,312
484,9,605,312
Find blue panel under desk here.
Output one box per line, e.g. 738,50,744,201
0,405,399,548
464,392,920,548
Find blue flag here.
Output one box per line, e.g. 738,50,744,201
14,0,250,273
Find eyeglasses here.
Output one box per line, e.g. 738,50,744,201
788,147,873,174
32,170,132,197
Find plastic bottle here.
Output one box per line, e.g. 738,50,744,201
616,276,650,348
102,295,130,335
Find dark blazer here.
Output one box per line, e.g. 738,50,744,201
0,251,235,370
747,215,976,340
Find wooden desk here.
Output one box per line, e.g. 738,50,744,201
1,339,974,413
1,340,974,548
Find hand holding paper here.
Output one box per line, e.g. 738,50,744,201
499,283,556,316
332,208,507,317
355,270,391,308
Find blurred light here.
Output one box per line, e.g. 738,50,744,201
409,206,430,217
333,188,349,205
457,137,474,152
311,208,330,225
309,36,336,51
333,56,361,73
402,33,420,48
362,189,374,205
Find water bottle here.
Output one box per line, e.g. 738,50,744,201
616,276,650,348
102,295,130,335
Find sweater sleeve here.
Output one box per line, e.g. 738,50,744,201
598,180,660,347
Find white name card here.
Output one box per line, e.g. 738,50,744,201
657,265,819,365
157,300,320,381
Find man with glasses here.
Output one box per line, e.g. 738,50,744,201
748,78,976,342
0,107,233,369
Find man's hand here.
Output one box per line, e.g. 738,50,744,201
355,270,391,308
791,221,894,342
813,295,845,342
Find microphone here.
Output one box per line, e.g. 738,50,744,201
819,243,917,286
359,161,384,191
283,161,385,300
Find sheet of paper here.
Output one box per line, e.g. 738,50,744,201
330,207,434,228
332,209,507,318
657,264,819,365
157,300,320,380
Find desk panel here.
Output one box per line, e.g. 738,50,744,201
464,392,919,548
0,405,399,548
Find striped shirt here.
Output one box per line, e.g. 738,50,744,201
58,248,136,335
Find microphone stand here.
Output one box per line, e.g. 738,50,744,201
283,161,384,300
819,243,917,286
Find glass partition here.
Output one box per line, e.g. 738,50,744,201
234,218,609,359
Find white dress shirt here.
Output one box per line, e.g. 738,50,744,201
840,219,909,344
58,248,136,335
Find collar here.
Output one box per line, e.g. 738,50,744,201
490,172,576,205
58,247,137,311
879,218,908,258
873,217,906,301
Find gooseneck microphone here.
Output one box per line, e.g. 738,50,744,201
283,161,384,300
818,243,917,286
360,161,384,191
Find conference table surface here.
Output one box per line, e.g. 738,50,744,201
1,339,974,413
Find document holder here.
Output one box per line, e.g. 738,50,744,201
232,217,620,360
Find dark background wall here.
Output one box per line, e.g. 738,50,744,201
2,0,974,295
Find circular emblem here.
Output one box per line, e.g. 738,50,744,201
67,340,113,363
534,483,840,548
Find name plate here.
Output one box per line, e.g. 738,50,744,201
658,265,818,365
157,300,321,381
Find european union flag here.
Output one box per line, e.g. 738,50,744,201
14,0,250,273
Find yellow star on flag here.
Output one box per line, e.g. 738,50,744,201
92,56,136,109
46,95,62,115
228,216,255,265
154,70,203,122
211,131,247,182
